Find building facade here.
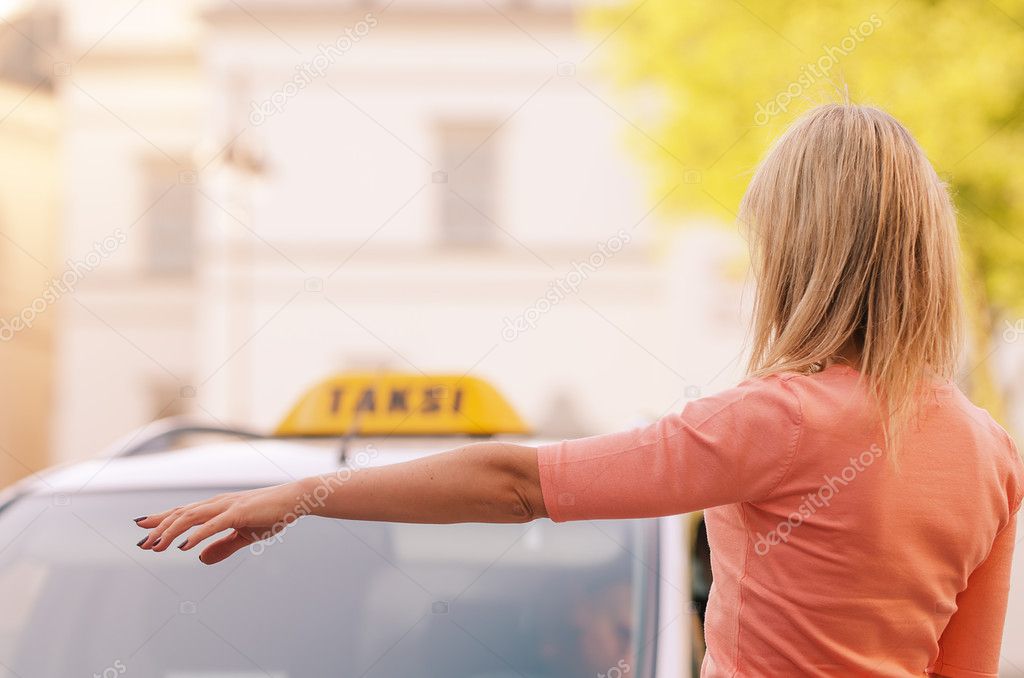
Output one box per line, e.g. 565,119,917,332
0,3,60,483
49,0,748,463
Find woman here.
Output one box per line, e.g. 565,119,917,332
134,104,1023,677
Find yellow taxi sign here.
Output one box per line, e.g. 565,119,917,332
275,373,530,437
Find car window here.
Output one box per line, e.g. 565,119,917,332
0,490,656,678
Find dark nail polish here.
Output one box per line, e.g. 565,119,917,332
136,537,146,547
134,516,147,523
178,539,188,550
153,538,161,547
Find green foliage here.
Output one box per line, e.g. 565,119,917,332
593,0,1024,317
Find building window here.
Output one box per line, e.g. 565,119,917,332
0,6,58,90
143,158,196,276
436,121,499,247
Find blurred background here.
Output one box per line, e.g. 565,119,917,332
0,0,1023,490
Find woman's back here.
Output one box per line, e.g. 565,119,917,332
701,364,1022,677
538,363,1022,676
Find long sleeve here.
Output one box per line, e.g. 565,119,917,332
536,375,802,522
929,512,1019,678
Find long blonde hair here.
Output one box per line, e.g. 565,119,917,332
741,103,963,456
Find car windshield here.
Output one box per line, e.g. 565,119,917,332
0,490,657,678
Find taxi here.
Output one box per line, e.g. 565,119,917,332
0,373,697,678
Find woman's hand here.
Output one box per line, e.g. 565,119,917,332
134,481,310,564
133,442,545,565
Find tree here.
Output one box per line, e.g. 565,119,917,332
592,0,1024,420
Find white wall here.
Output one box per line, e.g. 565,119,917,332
190,6,749,440
52,2,751,461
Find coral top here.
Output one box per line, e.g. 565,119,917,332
537,364,1023,677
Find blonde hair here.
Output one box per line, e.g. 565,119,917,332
741,104,963,457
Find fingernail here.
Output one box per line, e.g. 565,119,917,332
133,516,147,523
136,537,146,547
153,538,161,547
178,539,188,550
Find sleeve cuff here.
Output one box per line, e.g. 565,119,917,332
536,441,570,523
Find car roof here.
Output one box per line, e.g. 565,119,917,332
15,435,545,496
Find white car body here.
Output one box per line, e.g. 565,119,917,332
0,426,692,678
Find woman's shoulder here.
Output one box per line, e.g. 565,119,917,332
968,401,1024,513
732,363,860,417
956,395,1024,518
943,386,1022,466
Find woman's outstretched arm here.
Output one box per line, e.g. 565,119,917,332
134,442,545,564
135,377,801,564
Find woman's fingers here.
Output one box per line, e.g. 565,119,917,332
134,511,176,530
177,513,236,552
138,510,182,549
151,506,217,552
134,492,241,530
198,530,256,565
140,500,227,550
